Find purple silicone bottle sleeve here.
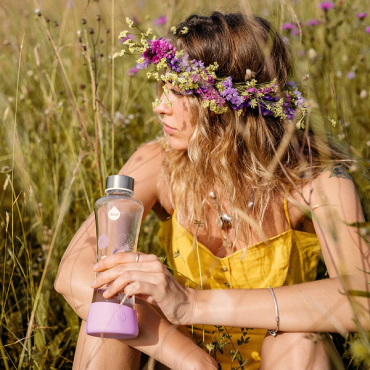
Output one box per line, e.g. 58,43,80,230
85,302,139,339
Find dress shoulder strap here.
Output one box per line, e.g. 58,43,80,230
283,189,292,229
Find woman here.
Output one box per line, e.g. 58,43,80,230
55,12,369,369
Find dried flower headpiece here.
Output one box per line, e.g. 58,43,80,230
114,18,307,128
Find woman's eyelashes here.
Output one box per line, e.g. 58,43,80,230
169,88,184,97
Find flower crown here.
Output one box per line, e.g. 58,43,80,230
114,19,307,128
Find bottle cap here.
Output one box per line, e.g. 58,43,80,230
105,175,134,195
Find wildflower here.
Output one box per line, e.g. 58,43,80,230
359,90,368,99
366,26,370,33
34,8,41,16
153,15,167,26
118,30,129,39
356,12,367,20
96,14,101,22
170,26,177,34
318,2,334,11
119,34,134,43
306,19,319,26
127,67,139,76
126,17,134,28
181,27,189,34
82,18,87,25
291,28,299,36
282,23,295,30
308,48,317,61
346,71,356,79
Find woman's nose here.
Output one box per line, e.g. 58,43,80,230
153,94,172,115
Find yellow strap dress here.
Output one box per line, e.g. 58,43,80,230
158,198,321,369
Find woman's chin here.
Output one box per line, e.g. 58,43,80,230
166,136,189,151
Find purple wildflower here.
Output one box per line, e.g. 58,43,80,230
180,52,190,70
306,19,319,26
142,38,176,67
282,23,295,30
366,26,370,33
191,59,205,69
127,67,139,76
153,15,167,25
291,28,299,36
191,74,201,83
356,13,367,20
318,2,334,11
346,71,356,79
220,77,244,109
196,86,226,108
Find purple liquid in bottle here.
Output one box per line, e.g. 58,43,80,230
86,175,143,339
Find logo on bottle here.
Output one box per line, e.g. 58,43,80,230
108,206,120,221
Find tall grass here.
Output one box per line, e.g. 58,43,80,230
0,0,369,368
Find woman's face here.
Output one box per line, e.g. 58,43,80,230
153,84,194,151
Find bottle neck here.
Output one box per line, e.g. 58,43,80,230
105,189,133,196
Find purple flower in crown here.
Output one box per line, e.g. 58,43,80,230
98,234,109,249
153,15,167,25
142,38,176,67
119,34,134,43
196,85,226,108
180,52,190,70
306,19,319,26
191,74,201,83
167,57,182,72
318,2,334,11
356,13,367,21
191,59,205,70
220,77,244,109
286,81,296,89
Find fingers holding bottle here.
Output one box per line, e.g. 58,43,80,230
91,252,197,325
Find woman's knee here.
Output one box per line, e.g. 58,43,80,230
260,332,337,370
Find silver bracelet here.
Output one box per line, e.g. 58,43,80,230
267,286,279,337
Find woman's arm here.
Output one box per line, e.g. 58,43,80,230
54,142,163,319
54,142,218,369
94,171,369,333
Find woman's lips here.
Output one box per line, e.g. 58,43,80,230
163,122,177,134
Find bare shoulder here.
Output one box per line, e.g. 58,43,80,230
120,140,165,176
119,140,171,216
296,166,363,222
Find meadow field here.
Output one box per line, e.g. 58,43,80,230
0,0,369,368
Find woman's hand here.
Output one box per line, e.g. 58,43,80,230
91,252,197,326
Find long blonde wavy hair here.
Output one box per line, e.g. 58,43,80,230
157,12,349,239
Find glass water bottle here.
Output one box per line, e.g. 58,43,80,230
85,175,143,339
